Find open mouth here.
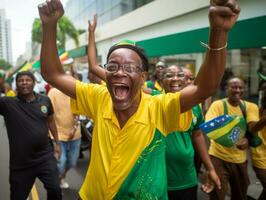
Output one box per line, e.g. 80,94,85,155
170,83,182,91
113,84,130,100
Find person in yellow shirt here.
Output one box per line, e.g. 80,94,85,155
48,87,81,189
144,61,166,92
206,77,263,200
249,82,266,200
38,0,240,199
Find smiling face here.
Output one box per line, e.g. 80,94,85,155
16,75,35,96
182,67,195,86
155,63,166,81
162,65,185,93
105,48,145,111
226,77,244,104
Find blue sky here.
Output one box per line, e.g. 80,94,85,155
1,0,67,64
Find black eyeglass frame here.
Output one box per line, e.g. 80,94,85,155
104,63,144,74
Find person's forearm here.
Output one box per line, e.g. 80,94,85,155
192,130,215,171
88,31,106,81
249,119,266,134
48,120,59,143
41,22,76,98
88,31,97,72
194,29,228,101
47,114,59,143
41,23,64,84
51,131,59,144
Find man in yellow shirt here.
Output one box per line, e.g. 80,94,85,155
144,61,166,93
206,77,263,200
250,83,266,200
38,0,240,199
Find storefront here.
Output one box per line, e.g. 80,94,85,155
66,0,266,102
136,15,266,102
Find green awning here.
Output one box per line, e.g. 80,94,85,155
136,15,266,57
68,16,266,59
68,45,87,58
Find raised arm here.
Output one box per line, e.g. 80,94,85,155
180,0,240,113
38,0,76,98
88,15,106,81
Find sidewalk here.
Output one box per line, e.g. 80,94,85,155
35,150,263,199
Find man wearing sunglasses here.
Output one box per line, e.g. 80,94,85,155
38,0,240,199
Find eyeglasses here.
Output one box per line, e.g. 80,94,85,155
104,63,143,74
164,72,185,79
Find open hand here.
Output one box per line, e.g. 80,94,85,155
236,137,248,150
209,0,240,32
201,169,221,193
88,14,97,33
38,0,64,24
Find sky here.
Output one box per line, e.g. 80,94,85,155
0,0,67,64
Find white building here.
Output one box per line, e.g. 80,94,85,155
65,0,266,101
0,9,12,64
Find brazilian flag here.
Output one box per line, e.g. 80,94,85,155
200,115,246,147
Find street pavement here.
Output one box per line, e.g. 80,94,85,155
0,116,263,199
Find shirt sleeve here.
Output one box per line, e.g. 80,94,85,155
151,92,192,135
205,100,223,121
193,105,205,130
71,80,106,119
46,96,54,116
246,102,260,123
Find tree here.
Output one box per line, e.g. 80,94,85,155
31,16,79,50
0,59,12,70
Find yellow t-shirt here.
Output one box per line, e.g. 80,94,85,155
48,88,81,141
250,126,266,169
71,81,192,200
206,99,259,163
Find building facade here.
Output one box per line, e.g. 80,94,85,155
65,0,266,102
0,9,12,64
65,0,154,29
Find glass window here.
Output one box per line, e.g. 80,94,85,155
103,0,112,12
111,4,122,20
65,0,154,27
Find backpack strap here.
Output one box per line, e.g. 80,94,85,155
239,100,247,120
222,99,228,115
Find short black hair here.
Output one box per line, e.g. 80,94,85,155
107,40,149,71
225,76,245,89
16,71,35,82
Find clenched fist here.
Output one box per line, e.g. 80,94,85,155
38,0,64,24
209,0,240,32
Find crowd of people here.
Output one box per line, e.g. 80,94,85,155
0,0,266,200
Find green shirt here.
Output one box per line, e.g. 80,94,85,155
166,105,204,190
